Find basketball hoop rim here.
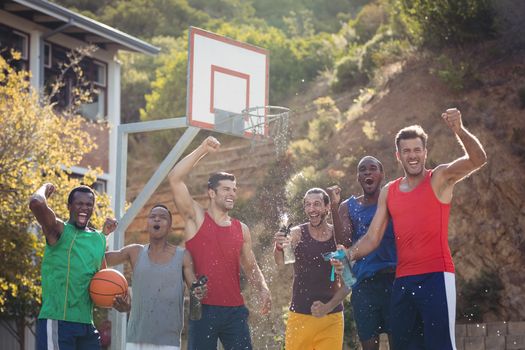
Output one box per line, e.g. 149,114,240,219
241,105,291,118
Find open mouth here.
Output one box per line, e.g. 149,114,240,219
153,224,160,230
364,178,374,185
77,213,88,225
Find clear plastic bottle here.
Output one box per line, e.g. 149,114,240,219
189,275,208,321
279,213,295,264
283,241,296,264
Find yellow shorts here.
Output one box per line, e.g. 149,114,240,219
285,311,344,350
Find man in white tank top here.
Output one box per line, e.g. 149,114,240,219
105,204,206,350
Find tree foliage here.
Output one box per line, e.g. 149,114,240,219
0,55,113,345
398,0,497,47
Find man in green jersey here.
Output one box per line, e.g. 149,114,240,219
29,183,118,350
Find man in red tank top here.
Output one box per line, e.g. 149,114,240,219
342,108,486,350
168,136,271,350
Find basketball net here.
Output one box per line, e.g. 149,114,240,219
241,105,290,157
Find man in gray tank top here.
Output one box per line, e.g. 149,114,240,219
106,204,206,350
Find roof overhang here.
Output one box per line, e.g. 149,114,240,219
1,0,160,55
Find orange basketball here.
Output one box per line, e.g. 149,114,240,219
89,268,128,308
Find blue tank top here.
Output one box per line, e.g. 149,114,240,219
348,196,397,287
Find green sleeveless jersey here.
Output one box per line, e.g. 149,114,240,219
39,223,106,323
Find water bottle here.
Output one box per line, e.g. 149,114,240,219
189,275,208,321
283,240,296,264
321,249,357,288
341,255,357,288
279,214,295,264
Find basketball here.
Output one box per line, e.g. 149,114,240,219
89,268,128,308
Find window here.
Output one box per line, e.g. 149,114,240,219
0,24,29,71
11,31,28,60
44,45,108,121
69,172,107,194
44,42,52,68
93,61,106,87
80,60,107,121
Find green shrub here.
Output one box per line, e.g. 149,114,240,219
331,55,369,92
430,54,481,91
361,31,411,78
350,2,389,44
399,0,497,47
370,38,411,67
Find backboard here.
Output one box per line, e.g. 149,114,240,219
186,27,269,138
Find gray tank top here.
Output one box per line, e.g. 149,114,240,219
127,245,185,346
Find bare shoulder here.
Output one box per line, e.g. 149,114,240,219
239,221,253,243
125,243,144,259
377,182,393,205
239,221,250,235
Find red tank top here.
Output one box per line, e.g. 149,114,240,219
387,170,454,277
185,212,244,306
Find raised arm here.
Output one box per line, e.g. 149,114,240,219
432,108,487,202
29,183,64,245
105,244,142,269
326,186,352,247
240,223,271,314
168,136,220,240
348,184,391,261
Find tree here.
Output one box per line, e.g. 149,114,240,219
399,0,496,47
0,54,113,350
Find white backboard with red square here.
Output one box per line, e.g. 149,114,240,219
186,27,269,137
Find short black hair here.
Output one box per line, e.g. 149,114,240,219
357,156,384,173
303,188,330,206
151,204,172,222
395,125,428,151
208,172,236,191
68,186,95,205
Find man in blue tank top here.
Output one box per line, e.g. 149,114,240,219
105,204,206,350
328,156,397,350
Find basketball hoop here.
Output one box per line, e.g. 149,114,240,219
213,105,290,157
241,105,291,157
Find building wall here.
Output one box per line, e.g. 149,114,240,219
0,7,119,190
